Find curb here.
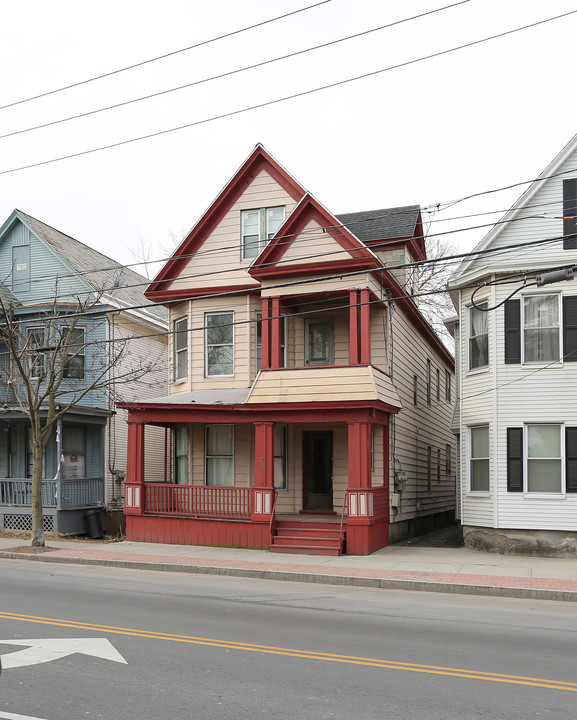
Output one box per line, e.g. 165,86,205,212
1,551,576,603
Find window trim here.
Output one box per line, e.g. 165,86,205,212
205,311,234,378
241,206,285,260
468,302,489,371
469,424,490,494
521,293,561,364
173,316,188,382
445,369,451,402
524,423,564,495
62,326,85,380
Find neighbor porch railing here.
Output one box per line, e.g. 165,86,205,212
0,478,104,509
144,483,252,519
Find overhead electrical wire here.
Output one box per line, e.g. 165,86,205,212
0,1,334,112
1,7,575,177
0,2,470,142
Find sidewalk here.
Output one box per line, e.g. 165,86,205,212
0,535,576,602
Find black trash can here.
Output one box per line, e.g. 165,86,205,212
85,508,104,539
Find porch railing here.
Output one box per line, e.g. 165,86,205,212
145,484,252,519
0,478,103,509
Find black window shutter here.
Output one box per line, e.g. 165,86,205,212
563,179,577,250
563,296,577,362
566,427,577,493
507,428,523,492
504,299,521,364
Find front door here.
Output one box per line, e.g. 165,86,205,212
303,432,333,512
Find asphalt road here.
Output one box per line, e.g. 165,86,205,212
0,559,576,720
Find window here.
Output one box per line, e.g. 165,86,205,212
413,375,418,405
0,340,10,375
274,424,287,490
426,360,431,406
445,443,451,474
427,446,431,491
63,328,85,379
436,368,440,401
61,426,86,480
205,425,234,486
563,178,577,250
445,370,451,402
523,295,559,363
205,312,234,376
26,327,45,379
305,317,333,366
174,317,188,381
469,303,488,369
174,426,188,484
12,244,30,291
241,207,284,259
437,448,441,482
470,425,489,492
526,424,562,493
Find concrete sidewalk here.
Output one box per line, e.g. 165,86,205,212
0,535,576,602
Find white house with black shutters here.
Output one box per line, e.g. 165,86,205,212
447,132,577,554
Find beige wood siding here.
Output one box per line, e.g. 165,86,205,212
281,220,352,266
167,170,298,292
260,273,382,298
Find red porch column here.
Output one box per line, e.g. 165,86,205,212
271,297,282,369
347,421,372,489
252,421,275,521
359,289,371,365
349,289,359,365
125,420,145,515
261,297,271,370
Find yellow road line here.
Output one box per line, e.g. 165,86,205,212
1,610,575,692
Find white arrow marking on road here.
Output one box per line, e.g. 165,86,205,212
0,712,52,720
0,638,127,669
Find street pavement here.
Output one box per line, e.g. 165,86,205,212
0,533,576,602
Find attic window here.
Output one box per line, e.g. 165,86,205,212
241,207,284,260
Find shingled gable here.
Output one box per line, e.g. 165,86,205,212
248,193,382,281
145,144,307,302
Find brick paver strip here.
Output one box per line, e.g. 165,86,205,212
1,547,576,601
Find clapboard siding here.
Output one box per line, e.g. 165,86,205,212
168,170,298,292
282,220,351,265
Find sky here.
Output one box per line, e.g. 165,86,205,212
1,0,577,279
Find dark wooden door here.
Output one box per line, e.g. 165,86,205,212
303,432,333,511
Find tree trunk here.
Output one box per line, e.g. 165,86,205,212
30,440,45,547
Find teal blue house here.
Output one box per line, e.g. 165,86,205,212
0,210,167,535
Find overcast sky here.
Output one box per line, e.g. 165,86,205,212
2,0,576,278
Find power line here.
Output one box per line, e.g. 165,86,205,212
2,8,575,177
0,2,469,142
0,1,333,112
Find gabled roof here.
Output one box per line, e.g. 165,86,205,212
0,280,20,307
449,131,577,285
336,205,421,243
10,210,166,323
249,193,382,281
146,144,307,300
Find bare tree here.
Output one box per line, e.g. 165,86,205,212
0,291,158,547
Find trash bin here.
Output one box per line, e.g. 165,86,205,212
85,508,104,539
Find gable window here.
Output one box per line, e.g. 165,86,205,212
426,359,431,406
305,317,333,366
205,425,234,486
174,426,188,484
174,316,188,381
469,303,488,369
63,328,85,379
469,425,489,492
445,370,451,402
274,424,288,490
523,295,559,363
241,207,285,259
26,327,45,379
205,312,234,376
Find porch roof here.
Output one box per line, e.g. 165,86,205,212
140,388,251,406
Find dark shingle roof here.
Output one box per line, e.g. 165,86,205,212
336,205,420,244
17,211,166,323
0,281,20,307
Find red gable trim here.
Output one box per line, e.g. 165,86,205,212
145,284,260,305
145,145,306,300
250,194,379,281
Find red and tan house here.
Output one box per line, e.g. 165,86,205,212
121,145,456,555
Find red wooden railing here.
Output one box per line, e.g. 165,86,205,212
144,484,252,519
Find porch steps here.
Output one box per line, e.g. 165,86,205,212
270,520,344,556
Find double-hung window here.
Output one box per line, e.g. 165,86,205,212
469,425,489,492
426,360,431,406
523,295,559,363
241,207,284,259
27,327,45,379
526,424,562,493
63,328,85,379
445,370,451,402
205,312,234,376
469,303,488,369
174,317,188,381
205,425,234,486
